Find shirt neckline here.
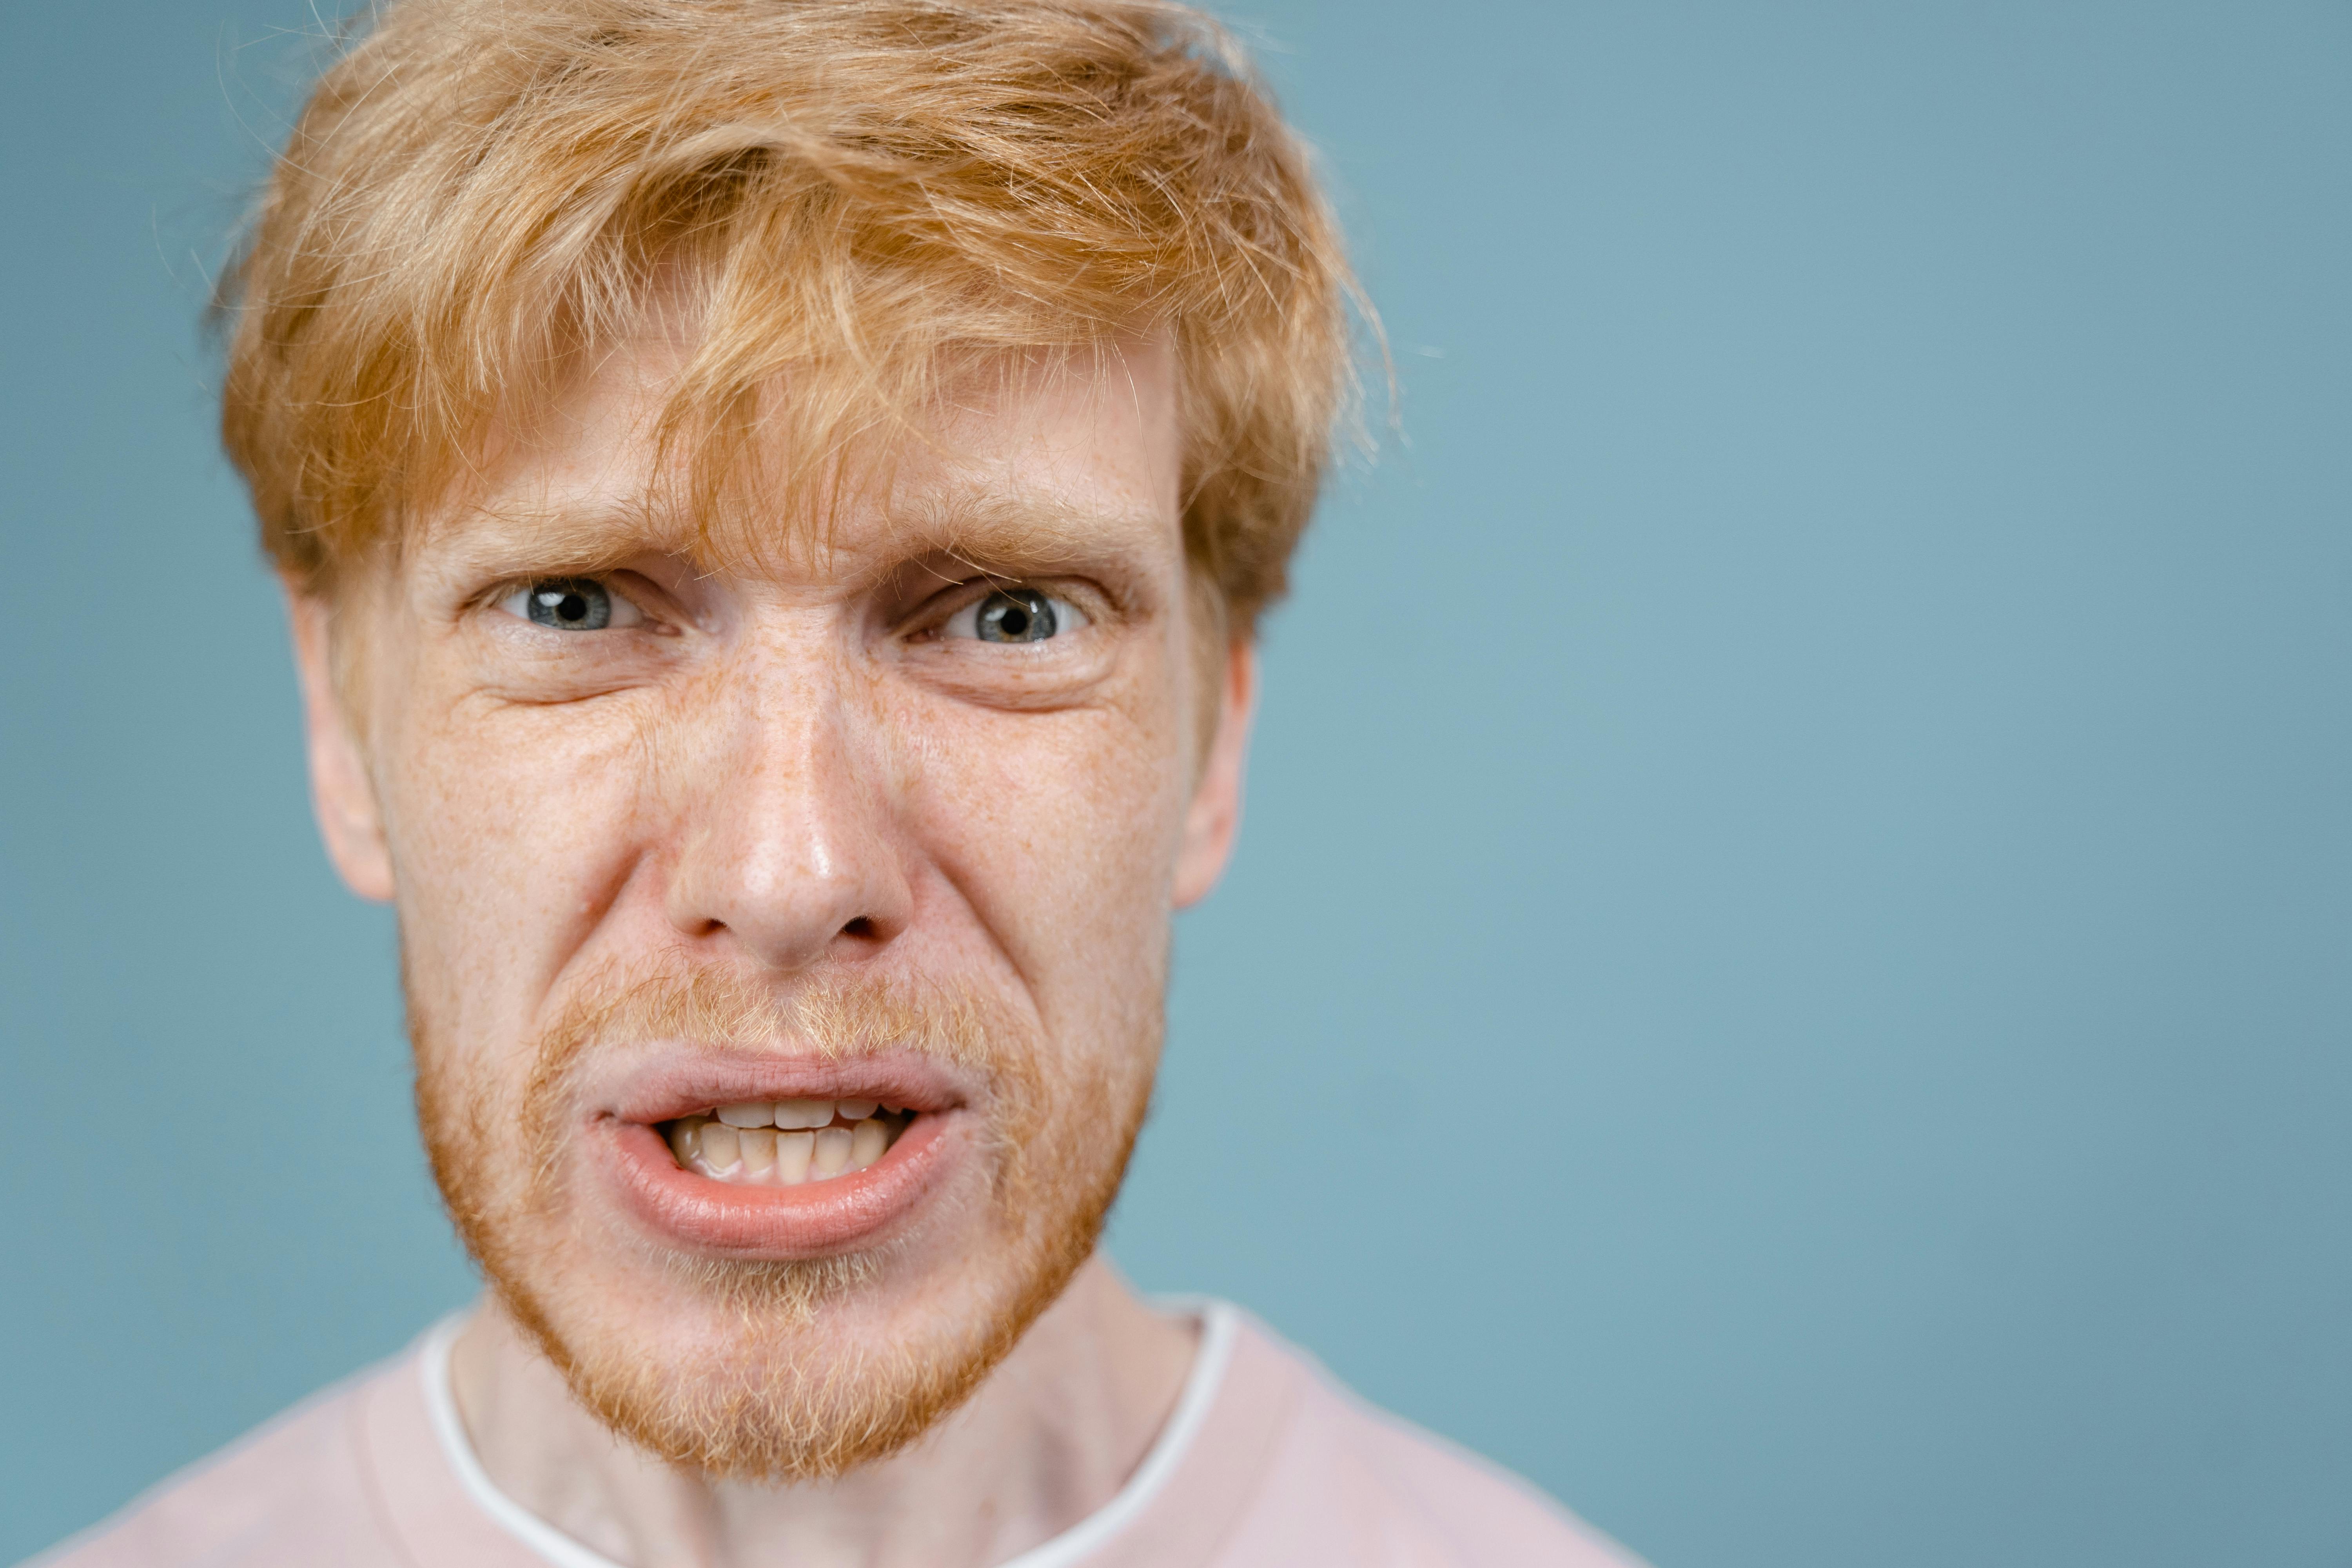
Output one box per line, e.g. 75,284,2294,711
418,1296,1240,1568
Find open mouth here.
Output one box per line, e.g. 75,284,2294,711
600,1071,962,1253
659,1100,918,1187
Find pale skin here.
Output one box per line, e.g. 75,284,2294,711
288,332,1258,1568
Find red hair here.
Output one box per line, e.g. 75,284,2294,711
217,0,1363,628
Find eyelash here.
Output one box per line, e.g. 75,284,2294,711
910,577,1092,638
493,577,647,633
483,573,1106,644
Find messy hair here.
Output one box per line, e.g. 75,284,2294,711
216,0,1363,630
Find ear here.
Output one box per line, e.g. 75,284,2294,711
284,585,396,903
1172,638,1259,909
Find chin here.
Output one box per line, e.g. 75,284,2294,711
428,1078,1147,1480
487,1231,1042,1481
408,956,1158,1477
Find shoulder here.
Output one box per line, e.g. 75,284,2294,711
23,1355,416,1568
1208,1311,1646,1568
1306,1392,1645,1568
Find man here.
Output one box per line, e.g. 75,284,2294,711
41,2,1639,1564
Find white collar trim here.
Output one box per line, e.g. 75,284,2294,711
420,1296,1240,1568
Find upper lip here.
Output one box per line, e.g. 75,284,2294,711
602,1045,971,1126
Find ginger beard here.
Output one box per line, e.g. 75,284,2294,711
409,956,1160,1480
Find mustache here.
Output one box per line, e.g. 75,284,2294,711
534,960,1007,1073
501,958,1040,1216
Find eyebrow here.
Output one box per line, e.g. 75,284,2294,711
424,495,701,580
423,485,1171,591
900,491,1167,579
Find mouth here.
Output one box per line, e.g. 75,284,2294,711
592,1058,968,1257
659,1099,918,1186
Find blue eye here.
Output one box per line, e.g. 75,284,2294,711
498,577,645,632
524,579,610,630
978,588,1055,642
945,587,1083,644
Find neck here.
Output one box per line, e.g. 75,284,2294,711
448,1256,1200,1568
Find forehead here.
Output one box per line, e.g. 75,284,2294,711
418,333,1185,583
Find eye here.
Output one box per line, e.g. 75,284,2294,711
496,577,643,632
943,587,1085,644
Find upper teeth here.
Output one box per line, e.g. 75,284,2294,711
718,1098,877,1129
664,1103,909,1186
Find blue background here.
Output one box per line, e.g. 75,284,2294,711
5,3,2349,1563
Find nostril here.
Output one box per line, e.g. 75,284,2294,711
839,916,880,941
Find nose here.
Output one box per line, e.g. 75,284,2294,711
662,653,913,973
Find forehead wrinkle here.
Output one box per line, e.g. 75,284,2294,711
417,465,1173,607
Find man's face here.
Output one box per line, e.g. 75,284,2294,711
292,334,1250,1477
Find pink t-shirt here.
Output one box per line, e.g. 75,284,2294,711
32,1302,1642,1568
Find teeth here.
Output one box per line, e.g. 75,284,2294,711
671,1108,907,1185
717,1102,773,1128
837,1099,879,1122
773,1130,814,1185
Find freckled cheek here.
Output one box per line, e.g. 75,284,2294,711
383,702,652,1032
915,702,1189,973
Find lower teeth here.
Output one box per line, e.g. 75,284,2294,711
662,1112,907,1185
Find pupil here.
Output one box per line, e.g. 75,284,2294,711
978,588,1056,643
525,578,611,631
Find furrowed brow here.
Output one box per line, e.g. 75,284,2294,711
419,488,1172,605
905,492,1167,583
425,497,703,579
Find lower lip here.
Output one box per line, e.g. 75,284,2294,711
595,1112,961,1256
